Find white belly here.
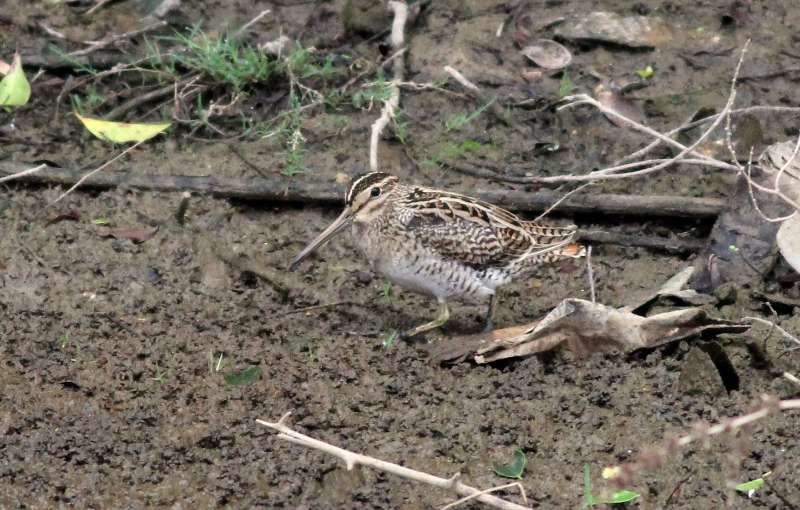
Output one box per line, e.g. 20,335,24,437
353,222,507,301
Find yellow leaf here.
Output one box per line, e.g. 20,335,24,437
75,113,171,143
0,53,31,107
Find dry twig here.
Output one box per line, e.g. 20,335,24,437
743,316,800,347
607,396,800,487
370,1,408,171
257,412,531,510
52,140,148,204
440,482,528,510
0,164,47,185
68,21,168,58
233,9,272,39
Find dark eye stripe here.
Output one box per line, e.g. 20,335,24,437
346,172,392,205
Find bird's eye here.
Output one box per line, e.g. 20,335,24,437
370,187,381,198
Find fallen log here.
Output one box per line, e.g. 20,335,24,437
0,162,726,218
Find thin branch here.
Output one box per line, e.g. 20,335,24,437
546,42,749,187
233,9,272,39
533,182,593,221
51,140,148,204
442,65,520,131
105,74,200,121
0,164,47,185
68,21,167,57
443,66,480,92
784,372,800,387
743,316,800,346
257,413,531,510
370,1,407,171
440,482,528,510
608,396,800,487
86,0,115,16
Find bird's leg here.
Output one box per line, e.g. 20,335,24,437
483,293,498,332
401,298,450,338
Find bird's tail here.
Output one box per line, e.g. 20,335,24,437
556,242,586,258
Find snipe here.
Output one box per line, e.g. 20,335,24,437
290,172,585,337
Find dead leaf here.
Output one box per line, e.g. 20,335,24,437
520,39,572,69
96,226,158,243
431,299,747,364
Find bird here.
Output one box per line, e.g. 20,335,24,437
290,172,585,338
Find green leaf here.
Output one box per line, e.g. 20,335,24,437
583,464,595,508
607,490,641,504
92,217,111,226
0,53,31,107
382,330,399,349
558,71,575,98
493,449,526,479
635,65,654,79
75,112,170,143
735,478,765,495
224,365,262,386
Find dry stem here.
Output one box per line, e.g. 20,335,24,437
257,413,531,510
440,482,528,510
369,1,407,171
541,40,800,222
783,372,800,387
68,21,167,57
52,139,148,204
609,396,800,487
233,9,272,39
0,164,47,185
743,316,800,347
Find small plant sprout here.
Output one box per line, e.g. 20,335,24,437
558,71,576,98
224,365,262,386
635,65,655,79
583,464,640,508
380,281,393,304
151,362,169,384
352,74,393,110
382,330,399,349
444,98,495,132
59,333,70,350
735,472,771,498
92,217,111,226
493,449,526,479
281,94,308,177
424,139,486,168
393,111,408,144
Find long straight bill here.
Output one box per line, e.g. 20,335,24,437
289,209,352,270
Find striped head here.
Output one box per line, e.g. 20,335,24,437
345,172,400,223
289,172,400,270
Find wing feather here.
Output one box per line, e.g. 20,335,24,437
401,187,577,269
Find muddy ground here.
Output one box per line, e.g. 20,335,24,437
1,0,799,509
